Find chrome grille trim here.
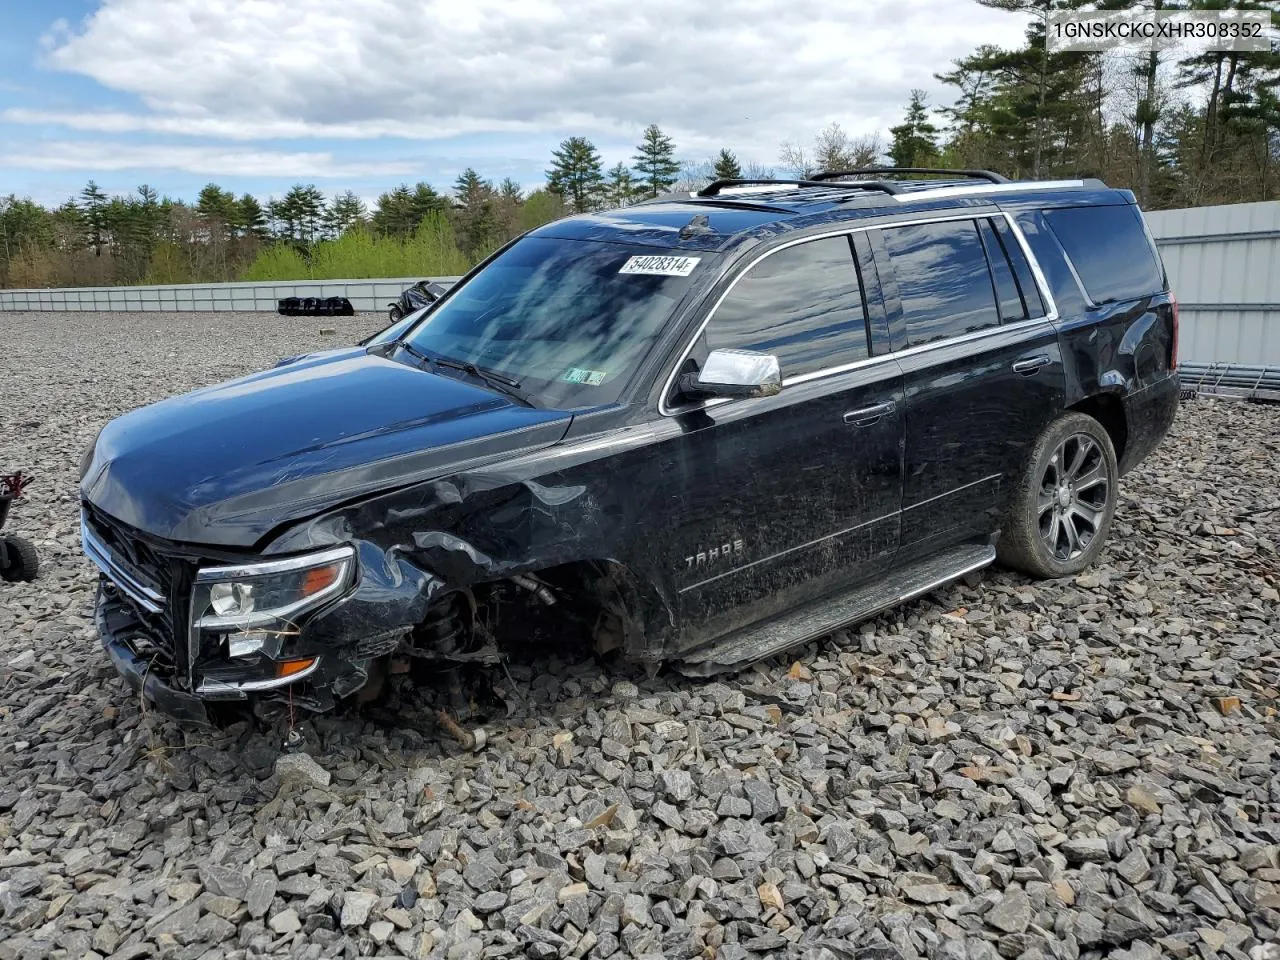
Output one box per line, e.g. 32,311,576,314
81,515,166,614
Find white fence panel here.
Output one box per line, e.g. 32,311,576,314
1146,200,1280,367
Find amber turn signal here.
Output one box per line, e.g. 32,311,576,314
301,564,341,597
276,657,316,678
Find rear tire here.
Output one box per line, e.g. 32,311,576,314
0,535,38,582
388,305,403,324
997,412,1118,579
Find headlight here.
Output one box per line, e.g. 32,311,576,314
193,546,355,631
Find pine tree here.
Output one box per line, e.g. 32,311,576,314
372,185,416,238
79,180,108,256
713,149,743,181
604,163,637,208
452,168,497,259
326,190,367,237
237,194,268,240
196,183,239,241
633,124,680,197
410,182,448,224
546,136,605,213
888,90,940,168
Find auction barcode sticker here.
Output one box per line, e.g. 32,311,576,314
618,255,701,277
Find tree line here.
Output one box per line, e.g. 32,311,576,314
2,0,1276,289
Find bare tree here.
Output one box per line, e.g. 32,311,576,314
671,160,715,194
780,124,883,177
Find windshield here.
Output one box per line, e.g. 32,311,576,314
364,307,426,346
399,236,709,406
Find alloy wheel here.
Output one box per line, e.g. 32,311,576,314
1036,433,1111,562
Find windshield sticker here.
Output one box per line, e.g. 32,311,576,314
618,255,701,277
561,367,607,386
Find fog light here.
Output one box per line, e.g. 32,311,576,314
210,582,255,617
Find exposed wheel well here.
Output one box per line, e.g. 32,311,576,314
1069,394,1127,463
408,559,672,664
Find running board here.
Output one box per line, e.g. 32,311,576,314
675,543,995,677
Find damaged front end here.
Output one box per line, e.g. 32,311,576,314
82,489,660,726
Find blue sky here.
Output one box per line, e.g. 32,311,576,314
0,0,1032,209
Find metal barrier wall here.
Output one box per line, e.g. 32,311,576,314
1145,201,1280,367
2,200,1278,369
0,277,462,314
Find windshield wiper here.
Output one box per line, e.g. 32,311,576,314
397,342,537,407
397,340,437,370
434,356,538,407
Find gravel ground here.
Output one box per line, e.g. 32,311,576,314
1,310,1278,960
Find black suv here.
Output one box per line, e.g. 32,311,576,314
80,168,1179,724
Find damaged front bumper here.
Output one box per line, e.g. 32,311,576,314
96,586,213,725
85,507,445,723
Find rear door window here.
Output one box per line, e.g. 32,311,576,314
881,219,1000,347
991,217,1045,318
704,235,869,377
1043,204,1165,304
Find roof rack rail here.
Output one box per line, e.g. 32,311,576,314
810,167,1011,184
696,177,902,197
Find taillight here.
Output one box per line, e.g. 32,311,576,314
1170,294,1179,370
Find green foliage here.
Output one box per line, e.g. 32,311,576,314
371,182,449,238
518,189,568,231
713,149,742,181
452,168,499,259
269,184,326,243
547,136,605,212
239,214,469,282
633,124,680,197
325,190,368,237
238,194,269,239
604,163,639,208
888,90,940,168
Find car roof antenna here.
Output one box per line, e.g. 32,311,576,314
679,214,714,239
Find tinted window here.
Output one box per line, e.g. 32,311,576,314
1044,204,1164,304
705,235,868,376
403,237,708,406
992,217,1045,317
978,219,1026,323
882,219,1000,347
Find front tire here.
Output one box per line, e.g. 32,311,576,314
0,534,38,582
388,305,403,324
998,412,1118,579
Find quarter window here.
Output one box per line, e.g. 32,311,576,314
704,235,869,377
1044,204,1165,304
882,219,1000,347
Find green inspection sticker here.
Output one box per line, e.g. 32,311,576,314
561,367,607,385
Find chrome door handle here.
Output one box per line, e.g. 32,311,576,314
1012,355,1052,375
843,401,896,426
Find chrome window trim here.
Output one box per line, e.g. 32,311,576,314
81,516,165,613
194,545,355,583
658,211,1059,417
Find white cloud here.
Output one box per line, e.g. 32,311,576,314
0,141,418,179
34,0,1031,160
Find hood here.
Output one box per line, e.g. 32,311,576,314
81,347,573,547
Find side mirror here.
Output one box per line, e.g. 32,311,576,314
679,348,782,400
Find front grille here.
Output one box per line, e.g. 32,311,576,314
83,503,173,602
84,504,194,681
